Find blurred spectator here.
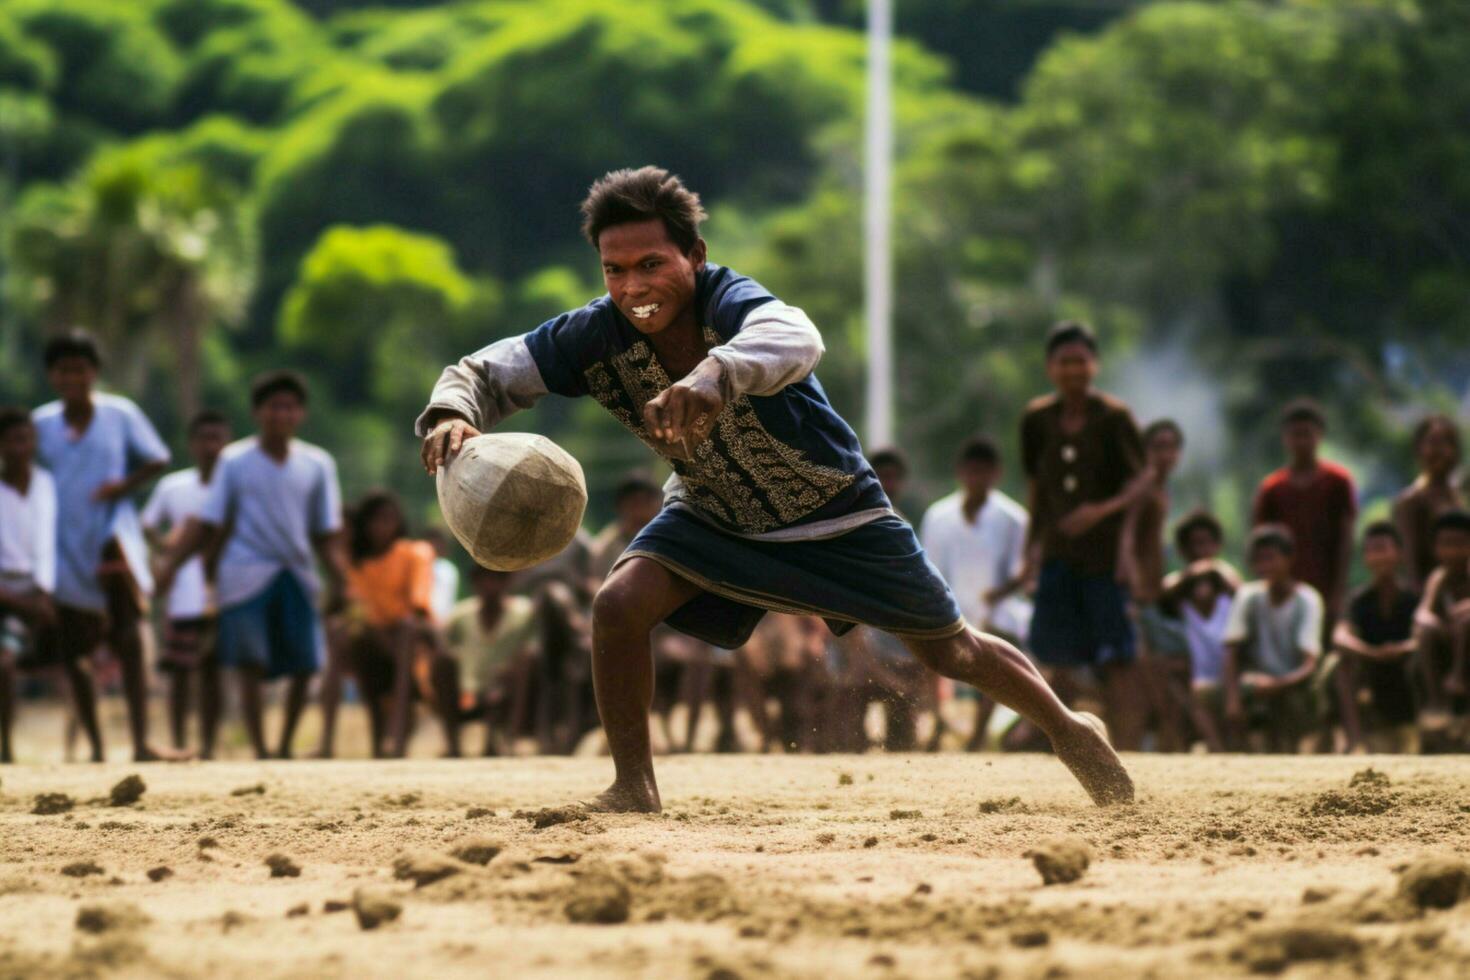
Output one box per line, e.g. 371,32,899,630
589,471,663,582
1394,414,1463,589
429,566,537,757
1413,510,1470,729
142,409,231,759
1251,399,1356,632
424,528,461,623
919,434,1030,749
1332,522,1419,754
1021,321,1148,749
1160,511,1240,751
1129,419,1188,750
869,446,923,521
1224,525,1324,753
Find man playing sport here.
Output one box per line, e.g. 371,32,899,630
419,166,1131,811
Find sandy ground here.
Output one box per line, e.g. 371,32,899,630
2,753,1470,979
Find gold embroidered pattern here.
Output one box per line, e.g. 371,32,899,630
582,335,854,534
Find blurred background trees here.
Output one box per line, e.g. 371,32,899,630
1,0,1465,542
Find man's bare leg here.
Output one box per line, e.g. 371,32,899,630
236,667,269,760
903,627,1133,805
199,659,221,760
277,674,310,759
168,670,190,751
313,622,347,758
61,659,104,762
585,558,702,813
429,655,464,757
1334,654,1365,751
0,652,15,763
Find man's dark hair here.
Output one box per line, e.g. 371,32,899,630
250,370,309,408
1044,320,1097,357
187,409,231,435
0,406,32,439
613,469,662,506
43,328,102,369
580,166,708,254
1144,418,1184,446
1412,413,1460,454
1247,523,1295,558
1280,397,1327,431
957,434,1001,467
868,446,909,476
1432,509,1470,538
1173,509,1224,555
1363,520,1402,548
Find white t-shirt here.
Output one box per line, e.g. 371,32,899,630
141,467,214,619
1223,580,1323,678
202,437,343,610
0,466,57,593
431,557,460,623
919,489,1032,637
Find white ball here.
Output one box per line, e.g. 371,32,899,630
435,433,587,571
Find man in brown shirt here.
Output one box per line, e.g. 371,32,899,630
1394,414,1462,589
1021,321,1148,748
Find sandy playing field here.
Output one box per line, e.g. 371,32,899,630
1,753,1468,979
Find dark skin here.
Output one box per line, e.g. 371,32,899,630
158,393,353,759
1395,420,1462,587
1,421,52,764
1415,528,1470,708
425,219,1132,811
45,356,177,762
1332,534,1416,751
1268,419,1354,617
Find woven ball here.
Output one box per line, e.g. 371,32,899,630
435,433,587,571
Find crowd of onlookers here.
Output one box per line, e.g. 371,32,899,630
2,324,1468,762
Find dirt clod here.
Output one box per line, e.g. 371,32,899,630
265,854,301,878
1397,857,1470,910
286,902,309,918
888,809,922,820
465,806,493,819
352,888,402,930
1028,837,1092,885
32,792,74,815
565,870,631,924
146,866,173,883
1232,926,1361,974
1011,928,1049,948
525,805,589,829
393,852,462,888
323,900,349,914
62,861,105,878
1348,768,1390,790
230,783,266,797
108,775,146,807
450,838,503,866
76,902,150,934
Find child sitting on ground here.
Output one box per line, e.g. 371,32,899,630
1223,524,1324,753
1332,522,1419,753
1413,510,1470,744
1160,510,1239,751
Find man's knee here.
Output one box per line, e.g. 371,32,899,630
592,559,674,640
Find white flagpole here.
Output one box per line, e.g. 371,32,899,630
864,0,894,449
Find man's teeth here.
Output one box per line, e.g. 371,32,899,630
632,304,660,319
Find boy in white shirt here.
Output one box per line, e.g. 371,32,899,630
142,410,231,758
1223,524,1325,752
0,408,58,763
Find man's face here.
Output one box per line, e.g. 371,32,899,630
617,489,662,535
598,219,706,336
1282,419,1322,463
1417,422,1459,478
1146,428,1182,479
189,423,230,468
367,503,402,551
957,459,999,499
253,392,305,442
473,569,511,603
1182,527,1221,562
0,422,35,468
46,356,97,404
1434,528,1470,572
1362,534,1402,578
1251,545,1292,584
1045,342,1097,397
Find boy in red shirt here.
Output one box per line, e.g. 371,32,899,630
1251,399,1357,631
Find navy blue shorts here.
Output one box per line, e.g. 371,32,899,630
617,508,966,650
1028,560,1135,668
216,572,323,679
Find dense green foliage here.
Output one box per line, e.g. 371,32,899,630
1,0,1465,542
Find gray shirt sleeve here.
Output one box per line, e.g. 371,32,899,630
414,335,550,437
706,302,824,400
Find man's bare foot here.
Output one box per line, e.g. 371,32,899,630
135,744,194,763
583,775,661,814
1053,711,1134,806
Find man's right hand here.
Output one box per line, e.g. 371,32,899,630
422,417,481,475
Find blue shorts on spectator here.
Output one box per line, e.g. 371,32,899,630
1029,560,1135,668
216,571,322,679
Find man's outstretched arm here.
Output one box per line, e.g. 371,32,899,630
418,335,551,473
644,302,823,448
